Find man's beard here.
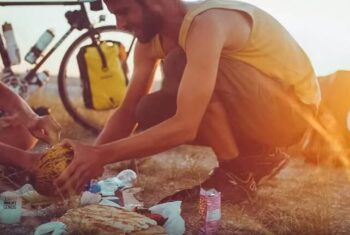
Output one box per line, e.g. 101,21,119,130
137,9,162,43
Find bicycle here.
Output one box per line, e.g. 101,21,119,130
0,0,136,133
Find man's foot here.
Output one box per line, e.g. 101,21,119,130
247,148,290,185
159,167,257,204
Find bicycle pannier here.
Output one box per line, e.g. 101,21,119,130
77,41,127,110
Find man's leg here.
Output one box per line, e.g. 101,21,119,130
136,48,260,203
196,92,290,184
135,48,184,130
135,91,177,131
195,95,240,161
137,48,294,203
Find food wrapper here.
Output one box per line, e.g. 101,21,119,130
115,187,144,210
80,191,102,206
199,188,221,234
149,201,185,235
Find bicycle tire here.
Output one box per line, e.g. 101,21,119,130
58,25,135,134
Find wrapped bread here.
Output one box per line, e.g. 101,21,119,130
57,204,167,235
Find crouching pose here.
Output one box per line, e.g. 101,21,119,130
56,0,320,203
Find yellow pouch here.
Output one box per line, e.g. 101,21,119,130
77,41,127,110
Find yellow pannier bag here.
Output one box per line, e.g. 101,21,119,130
77,41,127,110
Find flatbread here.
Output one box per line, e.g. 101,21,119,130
57,204,166,235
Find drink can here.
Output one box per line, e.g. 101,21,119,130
199,188,221,234
0,191,22,224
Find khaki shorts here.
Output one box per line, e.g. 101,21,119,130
215,59,312,147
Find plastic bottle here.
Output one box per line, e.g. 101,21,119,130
33,70,50,86
80,180,102,206
98,169,137,196
0,34,12,68
114,169,137,189
88,179,102,193
2,22,21,65
25,29,55,64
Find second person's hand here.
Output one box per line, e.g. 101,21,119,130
54,139,105,197
27,115,61,145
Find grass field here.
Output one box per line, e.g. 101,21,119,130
4,75,350,234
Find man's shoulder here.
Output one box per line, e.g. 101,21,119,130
190,8,248,34
186,9,249,49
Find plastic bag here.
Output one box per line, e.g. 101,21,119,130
149,201,185,235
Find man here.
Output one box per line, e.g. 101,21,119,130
0,81,61,184
56,0,320,203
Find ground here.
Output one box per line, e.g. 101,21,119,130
1,77,350,234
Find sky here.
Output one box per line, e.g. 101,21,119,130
0,0,349,76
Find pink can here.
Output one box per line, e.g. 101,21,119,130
199,188,221,234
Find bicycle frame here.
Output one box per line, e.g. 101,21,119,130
0,0,135,84
1,0,137,132
0,1,94,82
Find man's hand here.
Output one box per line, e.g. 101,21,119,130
54,139,105,197
0,113,61,145
27,115,61,145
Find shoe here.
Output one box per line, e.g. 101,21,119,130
159,167,257,204
246,148,290,185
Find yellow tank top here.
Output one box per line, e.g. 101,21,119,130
151,0,321,105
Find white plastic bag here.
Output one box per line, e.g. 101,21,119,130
34,221,67,235
149,201,185,235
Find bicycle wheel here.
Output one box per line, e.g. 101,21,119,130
58,25,135,134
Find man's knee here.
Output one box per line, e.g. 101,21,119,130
135,48,185,130
161,48,186,93
135,91,177,130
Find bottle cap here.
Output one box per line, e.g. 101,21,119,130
47,29,55,37
89,182,101,193
2,22,12,31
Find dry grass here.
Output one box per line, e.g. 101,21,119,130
136,148,350,235
16,77,350,234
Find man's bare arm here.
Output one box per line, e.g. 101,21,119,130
0,82,61,144
0,82,37,126
95,42,159,145
97,14,232,163
0,83,34,115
